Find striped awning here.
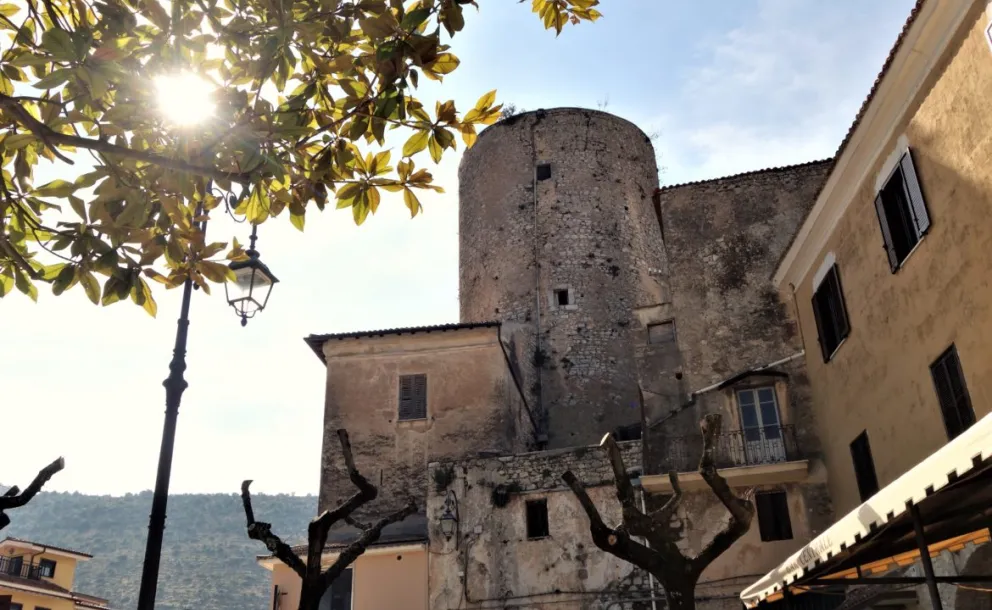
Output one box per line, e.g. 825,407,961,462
741,411,992,607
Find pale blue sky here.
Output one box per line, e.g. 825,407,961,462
2,0,915,495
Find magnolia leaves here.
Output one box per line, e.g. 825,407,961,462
531,0,602,35
402,89,502,162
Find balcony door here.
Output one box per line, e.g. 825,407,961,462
737,387,785,464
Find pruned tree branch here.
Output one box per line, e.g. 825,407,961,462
562,470,661,574
691,414,755,573
0,457,64,532
319,500,417,590
241,480,308,578
0,93,255,183
244,428,418,610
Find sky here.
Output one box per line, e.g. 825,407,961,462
2,0,917,497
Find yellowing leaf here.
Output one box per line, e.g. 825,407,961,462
427,132,442,163
427,53,460,76
290,209,305,231
33,179,77,198
80,270,100,305
403,187,422,218
403,130,430,157
0,3,20,17
475,89,497,111
461,124,477,147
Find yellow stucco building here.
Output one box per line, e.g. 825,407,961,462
0,538,112,610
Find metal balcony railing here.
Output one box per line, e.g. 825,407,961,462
0,555,42,581
654,424,801,473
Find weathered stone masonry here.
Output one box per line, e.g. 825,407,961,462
459,108,668,449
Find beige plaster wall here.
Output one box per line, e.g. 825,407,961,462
317,327,535,514
787,7,992,515
268,549,427,610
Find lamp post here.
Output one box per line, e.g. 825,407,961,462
136,213,277,610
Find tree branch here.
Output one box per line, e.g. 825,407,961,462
562,470,661,574
0,457,64,511
319,500,417,590
0,93,255,183
241,480,308,578
690,414,754,574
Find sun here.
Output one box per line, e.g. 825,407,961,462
154,72,216,127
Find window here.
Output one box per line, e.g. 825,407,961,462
554,289,570,307
318,568,353,610
811,265,850,361
737,387,786,464
536,163,552,181
9,604,22,610
398,374,427,421
930,345,976,440
647,321,675,345
850,431,879,502
755,491,793,541
526,499,549,539
38,558,56,577
6,555,23,577
874,150,930,271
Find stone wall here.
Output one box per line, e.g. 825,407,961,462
316,326,535,516
459,108,668,448
427,441,652,610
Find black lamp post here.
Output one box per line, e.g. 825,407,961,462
136,216,277,610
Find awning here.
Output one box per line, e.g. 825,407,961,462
741,411,992,608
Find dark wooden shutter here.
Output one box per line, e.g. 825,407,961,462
811,286,830,362
930,346,975,440
398,374,427,420
826,267,850,342
874,193,899,272
900,149,930,237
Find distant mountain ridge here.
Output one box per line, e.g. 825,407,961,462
2,490,317,610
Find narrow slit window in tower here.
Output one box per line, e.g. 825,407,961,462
536,163,552,181
554,289,570,306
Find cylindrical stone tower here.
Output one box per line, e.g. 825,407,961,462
459,108,669,448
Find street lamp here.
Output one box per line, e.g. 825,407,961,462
136,194,278,610
438,490,459,542
225,223,279,327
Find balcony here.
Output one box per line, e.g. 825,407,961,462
0,555,43,581
641,425,810,493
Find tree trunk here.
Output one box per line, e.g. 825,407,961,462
298,582,322,610
664,582,696,610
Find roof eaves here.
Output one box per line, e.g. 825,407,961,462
655,159,833,193
0,537,92,559
303,321,501,364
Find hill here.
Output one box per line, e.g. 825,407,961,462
1,490,317,610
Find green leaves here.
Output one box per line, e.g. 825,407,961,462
0,0,601,313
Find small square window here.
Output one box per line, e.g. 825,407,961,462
755,491,793,541
39,558,56,577
398,374,427,421
536,163,552,181
554,289,570,307
647,321,675,344
526,499,549,539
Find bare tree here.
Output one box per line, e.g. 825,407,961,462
0,457,64,532
242,430,416,610
563,414,755,610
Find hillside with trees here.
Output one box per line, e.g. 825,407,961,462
1,489,316,609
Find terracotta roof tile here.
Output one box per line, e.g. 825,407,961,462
0,571,72,596
1,537,92,559
656,159,833,193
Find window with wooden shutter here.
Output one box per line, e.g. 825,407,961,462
850,431,879,502
930,345,975,440
810,265,850,361
398,374,427,421
755,491,793,541
874,149,930,271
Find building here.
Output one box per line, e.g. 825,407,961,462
0,537,113,610
259,103,842,609
742,2,992,610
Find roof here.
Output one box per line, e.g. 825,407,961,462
656,159,833,193
72,592,112,609
0,537,92,559
0,571,73,597
741,409,992,607
304,321,501,363
258,513,429,562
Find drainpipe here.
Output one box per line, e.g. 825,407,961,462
530,115,546,440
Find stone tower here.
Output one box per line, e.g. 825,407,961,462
458,108,670,448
